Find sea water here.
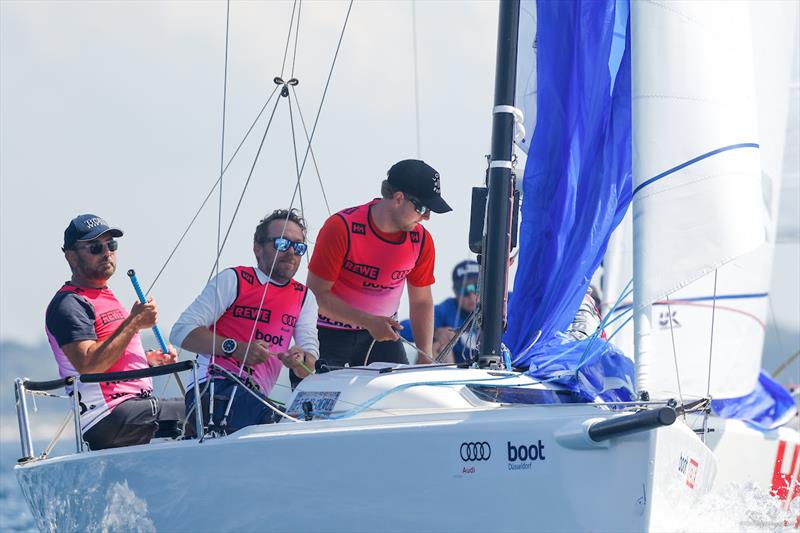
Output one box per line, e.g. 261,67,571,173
0,441,36,532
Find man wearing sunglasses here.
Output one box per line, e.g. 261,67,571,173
400,259,480,364
45,214,182,450
170,209,319,435
308,159,452,368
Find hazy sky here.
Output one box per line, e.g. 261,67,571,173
1,0,519,345
1,1,797,376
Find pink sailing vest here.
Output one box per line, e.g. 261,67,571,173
201,266,307,394
318,200,425,330
46,284,153,433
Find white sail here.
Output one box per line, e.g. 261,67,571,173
615,1,798,399
514,0,537,153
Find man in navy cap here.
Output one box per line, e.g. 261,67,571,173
45,214,182,450
400,259,480,363
308,159,452,367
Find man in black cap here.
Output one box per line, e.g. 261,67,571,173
307,159,452,367
45,214,182,450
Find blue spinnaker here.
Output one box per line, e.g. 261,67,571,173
712,371,798,431
505,0,633,401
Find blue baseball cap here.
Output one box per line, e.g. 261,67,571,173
452,259,479,286
63,214,123,250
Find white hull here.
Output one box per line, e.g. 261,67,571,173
15,367,715,532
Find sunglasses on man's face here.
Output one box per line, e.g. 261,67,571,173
266,237,307,256
458,283,478,296
405,194,430,216
75,240,118,255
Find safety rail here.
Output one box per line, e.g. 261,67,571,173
15,360,202,462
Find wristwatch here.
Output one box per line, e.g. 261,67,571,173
221,338,238,356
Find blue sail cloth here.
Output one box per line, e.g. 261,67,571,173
712,370,798,431
505,0,633,401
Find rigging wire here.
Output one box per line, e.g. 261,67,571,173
705,269,719,398
290,0,302,79
664,294,685,419
205,95,283,281
410,0,421,158
290,86,331,216
279,0,299,79
209,0,233,432
144,85,280,296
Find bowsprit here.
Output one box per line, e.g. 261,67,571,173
460,442,491,461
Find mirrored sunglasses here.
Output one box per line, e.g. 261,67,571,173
75,240,118,255
459,283,478,296
267,237,307,256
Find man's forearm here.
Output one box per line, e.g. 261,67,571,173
80,316,141,373
409,302,434,359
180,328,246,361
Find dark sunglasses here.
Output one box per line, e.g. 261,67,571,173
74,240,118,255
405,194,430,216
265,237,307,256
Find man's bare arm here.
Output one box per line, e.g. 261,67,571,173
407,283,434,364
61,299,157,374
179,327,271,366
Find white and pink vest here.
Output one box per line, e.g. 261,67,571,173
199,266,307,395
318,200,426,330
46,284,153,433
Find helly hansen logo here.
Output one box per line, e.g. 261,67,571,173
240,270,255,285
351,222,366,235
343,260,380,280
98,309,125,325
410,232,420,243
232,305,271,324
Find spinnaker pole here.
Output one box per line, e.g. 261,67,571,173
477,0,520,368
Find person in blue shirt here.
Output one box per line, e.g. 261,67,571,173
400,259,480,363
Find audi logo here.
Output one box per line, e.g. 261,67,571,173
391,269,411,280
460,442,491,461
281,314,298,327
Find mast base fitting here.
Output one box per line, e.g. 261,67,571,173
639,390,650,401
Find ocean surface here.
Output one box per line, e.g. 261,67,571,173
1,440,37,532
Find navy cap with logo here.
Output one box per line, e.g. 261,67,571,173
387,159,452,214
452,259,480,286
63,214,124,250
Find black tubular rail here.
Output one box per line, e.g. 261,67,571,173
23,376,74,392
22,361,194,390
80,360,195,384
588,407,677,442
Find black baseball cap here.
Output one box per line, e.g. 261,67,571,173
63,214,123,250
387,159,452,214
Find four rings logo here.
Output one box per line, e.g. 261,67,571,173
460,442,491,461
281,313,297,327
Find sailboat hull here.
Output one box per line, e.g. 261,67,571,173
16,402,715,532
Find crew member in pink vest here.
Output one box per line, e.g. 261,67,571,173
45,214,183,450
308,159,452,367
171,209,319,435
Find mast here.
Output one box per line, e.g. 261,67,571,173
477,0,520,368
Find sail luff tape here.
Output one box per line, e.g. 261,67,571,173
490,160,513,169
